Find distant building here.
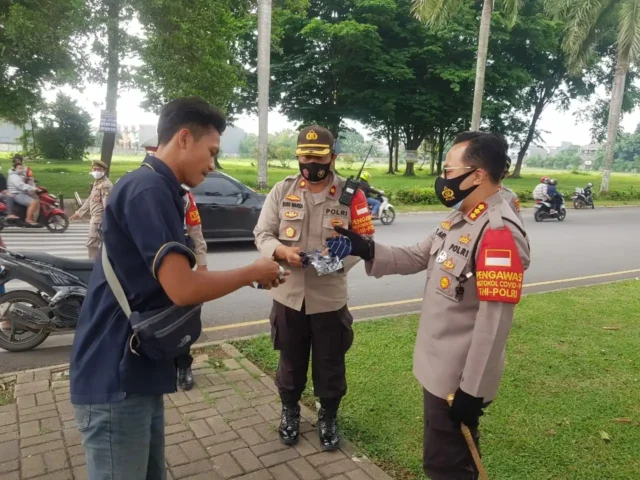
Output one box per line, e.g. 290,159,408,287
0,123,23,152
548,141,574,156
579,143,601,171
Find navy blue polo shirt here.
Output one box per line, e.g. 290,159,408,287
70,156,196,405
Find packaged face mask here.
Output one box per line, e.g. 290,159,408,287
300,250,344,275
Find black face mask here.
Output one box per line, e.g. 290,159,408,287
434,169,478,209
300,162,331,183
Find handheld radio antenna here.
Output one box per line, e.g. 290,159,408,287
355,145,374,180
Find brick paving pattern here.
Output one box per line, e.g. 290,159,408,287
0,344,393,480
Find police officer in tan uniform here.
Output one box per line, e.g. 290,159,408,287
332,132,530,479
176,186,208,391
501,157,523,223
70,160,113,259
254,125,374,450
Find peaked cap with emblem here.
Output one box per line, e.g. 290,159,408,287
92,159,108,169
296,125,334,157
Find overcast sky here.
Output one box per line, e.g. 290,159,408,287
48,79,640,149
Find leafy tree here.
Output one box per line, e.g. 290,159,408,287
0,0,85,124
35,94,94,161
547,0,640,192
412,0,525,130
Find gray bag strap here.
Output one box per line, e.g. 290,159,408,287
101,244,132,319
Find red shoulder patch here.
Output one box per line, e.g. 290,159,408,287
350,189,375,235
475,228,524,304
185,191,201,226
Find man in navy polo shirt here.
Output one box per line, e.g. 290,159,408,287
70,97,285,480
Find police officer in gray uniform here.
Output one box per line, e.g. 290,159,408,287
331,132,530,479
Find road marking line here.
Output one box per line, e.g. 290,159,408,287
202,268,640,332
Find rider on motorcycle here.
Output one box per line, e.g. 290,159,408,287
359,171,383,218
7,163,40,227
533,176,550,201
584,182,593,199
547,179,563,213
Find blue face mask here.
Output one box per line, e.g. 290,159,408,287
451,200,463,211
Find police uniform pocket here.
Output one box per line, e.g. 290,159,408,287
278,209,305,242
434,253,468,302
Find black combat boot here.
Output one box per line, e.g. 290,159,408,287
318,398,341,451
178,367,194,391
279,402,301,445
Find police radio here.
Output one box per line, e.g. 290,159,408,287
339,145,373,207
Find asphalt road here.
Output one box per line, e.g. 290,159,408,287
2,207,640,373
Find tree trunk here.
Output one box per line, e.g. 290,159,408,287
512,96,546,178
430,138,437,175
100,0,120,174
470,0,493,131
394,128,399,172
387,128,394,174
30,116,37,153
437,129,445,175
256,0,272,190
600,51,629,193
404,150,417,177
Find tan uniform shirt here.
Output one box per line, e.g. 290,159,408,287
501,186,523,223
76,177,113,226
254,173,370,315
366,191,530,401
183,190,207,267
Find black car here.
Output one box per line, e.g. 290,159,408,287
190,171,266,242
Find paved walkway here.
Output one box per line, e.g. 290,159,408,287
0,344,392,480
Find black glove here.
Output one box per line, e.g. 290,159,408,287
332,226,375,261
449,388,484,428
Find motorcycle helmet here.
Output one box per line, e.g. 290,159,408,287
549,179,557,185
587,182,593,187
360,171,371,182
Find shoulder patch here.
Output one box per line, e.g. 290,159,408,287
513,197,520,212
185,191,201,226
350,189,375,235
475,228,524,304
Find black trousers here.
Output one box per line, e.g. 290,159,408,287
423,390,489,480
269,301,354,403
176,352,193,369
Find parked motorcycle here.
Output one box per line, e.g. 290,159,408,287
534,195,567,222
0,187,69,233
0,250,93,352
369,191,396,225
571,186,595,209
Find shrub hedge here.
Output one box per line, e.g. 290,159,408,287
391,186,640,205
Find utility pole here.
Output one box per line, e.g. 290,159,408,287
257,0,272,190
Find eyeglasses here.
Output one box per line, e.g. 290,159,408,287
442,166,474,179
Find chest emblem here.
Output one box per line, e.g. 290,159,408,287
436,251,448,264
329,186,337,197
330,218,344,227
440,220,452,231
459,234,471,245
285,227,296,238
443,258,455,270
442,187,455,202
467,202,488,221
284,211,299,219
286,194,301,202
440,277,451,290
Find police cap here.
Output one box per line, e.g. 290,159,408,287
92,160,108,169
296,125,334,157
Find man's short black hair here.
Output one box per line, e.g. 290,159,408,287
453,131,509,184
157,97,227,146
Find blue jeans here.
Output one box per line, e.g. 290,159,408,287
367,198,381,216
74,395,166,480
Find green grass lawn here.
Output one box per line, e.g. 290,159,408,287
234,281,640,480
2,154,640,209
